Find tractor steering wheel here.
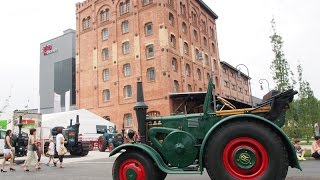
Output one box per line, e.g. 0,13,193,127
217,97,236,110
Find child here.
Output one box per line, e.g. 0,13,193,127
293,139,306,161
46,138,56,166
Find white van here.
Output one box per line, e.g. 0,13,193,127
0,129,6,155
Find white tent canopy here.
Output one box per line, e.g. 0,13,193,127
41,109,115,140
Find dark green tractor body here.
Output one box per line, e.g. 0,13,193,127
110,79,299,180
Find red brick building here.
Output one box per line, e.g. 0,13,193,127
75,0,223,130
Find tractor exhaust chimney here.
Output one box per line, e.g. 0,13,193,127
134,81,148,144
18,116,23,138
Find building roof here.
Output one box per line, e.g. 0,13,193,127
220,61,251,79
196,0,218,19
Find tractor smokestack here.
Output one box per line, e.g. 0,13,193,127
18,116,23,138
134,81,148,144
70,119,73,127
75,115,80,143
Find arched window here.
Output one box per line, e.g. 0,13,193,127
183,42,189,55
142,0,153,6
103,69,110,81
82,17,91,30
122,20,129,33
123,63,131,77
146,44,154,58
169,13,174,26
191,10,197,25
122,41,130,54
123,85,132,98
205,54,209,65
145,22,153,36
187,84,192,92
182,22,187,34
100,9,110,22
215,76,219,88
102,28,109,40
193,30,198,41
170,34,176,48
185,63,191,76
102,48,109,60
120,0,130,15
120,2,125,15
207,73,211,81
173,80,179,93
203,37,207,47
147,67,156,81
168,0,174,7
172,58,178,71
103,89,110,101
197,68,202,80
212,43,216,53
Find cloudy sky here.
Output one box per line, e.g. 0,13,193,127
0,0,319,117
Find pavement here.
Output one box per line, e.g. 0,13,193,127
0,151,319,180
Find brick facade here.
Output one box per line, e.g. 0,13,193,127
76,0,223,130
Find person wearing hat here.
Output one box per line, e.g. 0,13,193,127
311,135,320,159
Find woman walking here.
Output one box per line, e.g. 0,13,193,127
24,128,41,171
56,127,66,168
1,130,15,172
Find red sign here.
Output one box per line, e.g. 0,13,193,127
42,44,58,56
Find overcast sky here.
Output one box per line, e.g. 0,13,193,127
0,0,319,118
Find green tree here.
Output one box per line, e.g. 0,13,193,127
270,18,293,91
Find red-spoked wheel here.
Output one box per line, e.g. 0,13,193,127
222,137,268,179
98,136,107,152
113,152,157,180
119,159,146,180
108,143,114,152
205,120,289,180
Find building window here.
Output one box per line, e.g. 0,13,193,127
197,68,201,80
124,113,133,127
183,42,189,55
122,41,130,54
170,34,176,48
199,88,203,91
239,87,243,93
122,20,129,34
193,30,198,41
212,43,215,53
172,58,178,71
123,63,131,77
245,90,248,95
180,2,186,17
232,84,236,90
103,69,110,81
205,54,209,65
103,89,110,101
223,68,227,73
169,13,174,26
142,0,153,6
147,67,156,81
201,19,206,33
210,27,214,39
82,17,91,30
102,28,109,41
214,59,218,69
173,80,179,93
224,80,230,88
120,0,130,15
187,84,192,92
207,73,211,81
185,63,191,76
102,48,109,60
100,9,110,22
203,37,207,47
191,11,197,25
145,22,153,36
168,0,174,7
195,48,202,60
182,22,187,34
146,44,154,58
124,85,132,98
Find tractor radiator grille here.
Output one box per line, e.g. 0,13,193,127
187,118,199,128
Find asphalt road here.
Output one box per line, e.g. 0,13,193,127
0,152,319,180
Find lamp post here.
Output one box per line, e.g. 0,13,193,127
236,64,253,107
258,79,270,91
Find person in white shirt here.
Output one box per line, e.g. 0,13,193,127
314,122,319,136
46,137,56,166
55,128,65,168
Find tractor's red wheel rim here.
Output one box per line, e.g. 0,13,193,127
222,137,268,179
108,144,113,152
119,159,146,180
98,138,103,151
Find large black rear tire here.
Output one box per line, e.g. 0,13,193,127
204,120,288,180
112,151,157,180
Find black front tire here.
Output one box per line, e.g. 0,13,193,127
113,151,157,180
205,120,288,180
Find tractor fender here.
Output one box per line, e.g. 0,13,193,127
110,143,201,174
199,114,301,171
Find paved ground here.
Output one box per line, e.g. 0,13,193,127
0,151,319,179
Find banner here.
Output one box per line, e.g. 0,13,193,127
65,90,70,112
0,120,7,129
54,92,61,113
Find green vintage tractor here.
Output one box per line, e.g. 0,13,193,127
110,79,300,180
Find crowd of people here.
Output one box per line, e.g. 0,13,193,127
1,127,66,173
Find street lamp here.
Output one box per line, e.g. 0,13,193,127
258,79,270,91
236,64,253,107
